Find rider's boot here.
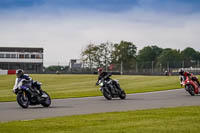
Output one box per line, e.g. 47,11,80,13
34,85,45,97
116,84,122,91
197,81,200,87
41,93,47,98
38,89,48,98
37,89,46,97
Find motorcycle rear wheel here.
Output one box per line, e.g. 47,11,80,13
40,91,51,107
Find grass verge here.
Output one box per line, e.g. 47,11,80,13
0,106,200,133
0,74,184,102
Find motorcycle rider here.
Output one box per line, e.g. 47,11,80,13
97,68,111,82
96,68,121,92
179,68,200,86
13,69,43,97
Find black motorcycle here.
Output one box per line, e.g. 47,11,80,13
96,78,126,100
13,78,51,108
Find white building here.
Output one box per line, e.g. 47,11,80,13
0,47,43,72
69,59,83,71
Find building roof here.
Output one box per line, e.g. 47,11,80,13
0,47,43,53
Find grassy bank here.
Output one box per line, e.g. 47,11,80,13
1,106,200,133
0,74,182,102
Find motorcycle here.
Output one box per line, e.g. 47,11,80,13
13,78,51,108
180,76,200,96
96,78,126,100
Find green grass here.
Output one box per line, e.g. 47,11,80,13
0,74,185,102
1,106,200,133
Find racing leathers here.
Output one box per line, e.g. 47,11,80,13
96,72,121,93
13,74,42,96
180,71,200,86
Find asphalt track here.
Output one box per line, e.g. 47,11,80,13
1,89,200,122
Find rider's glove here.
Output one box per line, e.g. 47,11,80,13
12,89,17,94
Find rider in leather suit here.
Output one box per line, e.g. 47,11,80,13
13,69,43,96
179,68,200,86
96,68,121,92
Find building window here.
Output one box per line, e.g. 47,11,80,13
0,54,4,58
25,54,29,59
11,54,16,58
36,54,42,59
31,54,35,59
19,54,24,58
28,64,33,70
6,54,10,58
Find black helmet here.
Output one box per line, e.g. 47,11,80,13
16,69,24,78
178,68,184,75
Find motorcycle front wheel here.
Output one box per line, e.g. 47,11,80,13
186,85,195,96
102,88,112,100
17,92,29,108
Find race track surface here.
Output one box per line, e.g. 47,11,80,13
1,89,200,122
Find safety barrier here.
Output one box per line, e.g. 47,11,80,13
0,70,16,75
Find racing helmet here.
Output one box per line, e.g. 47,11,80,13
16,69,24,78
178,68,184,75
97,68,103,74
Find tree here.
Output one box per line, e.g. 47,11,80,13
81,42,113,69
181,47,198,60
112,41,137,70
181,47,200,68
81,44,98,70
157,48,182,69
137,45,163,68
197,51,200,60
98,42,114,68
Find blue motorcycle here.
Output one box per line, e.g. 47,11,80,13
13,78,51,108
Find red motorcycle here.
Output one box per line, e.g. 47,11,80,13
180,76,200,96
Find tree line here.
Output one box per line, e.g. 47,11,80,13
81,40,200,70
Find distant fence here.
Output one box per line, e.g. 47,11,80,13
41,67,200,76
63,60,200,75
2,60,200,76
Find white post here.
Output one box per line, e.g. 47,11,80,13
182,60,184,68
136,62,138,73
167,61,169,72
152,61,154,73
120,61,123,75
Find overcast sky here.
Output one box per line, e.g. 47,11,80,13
0,0,200,66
